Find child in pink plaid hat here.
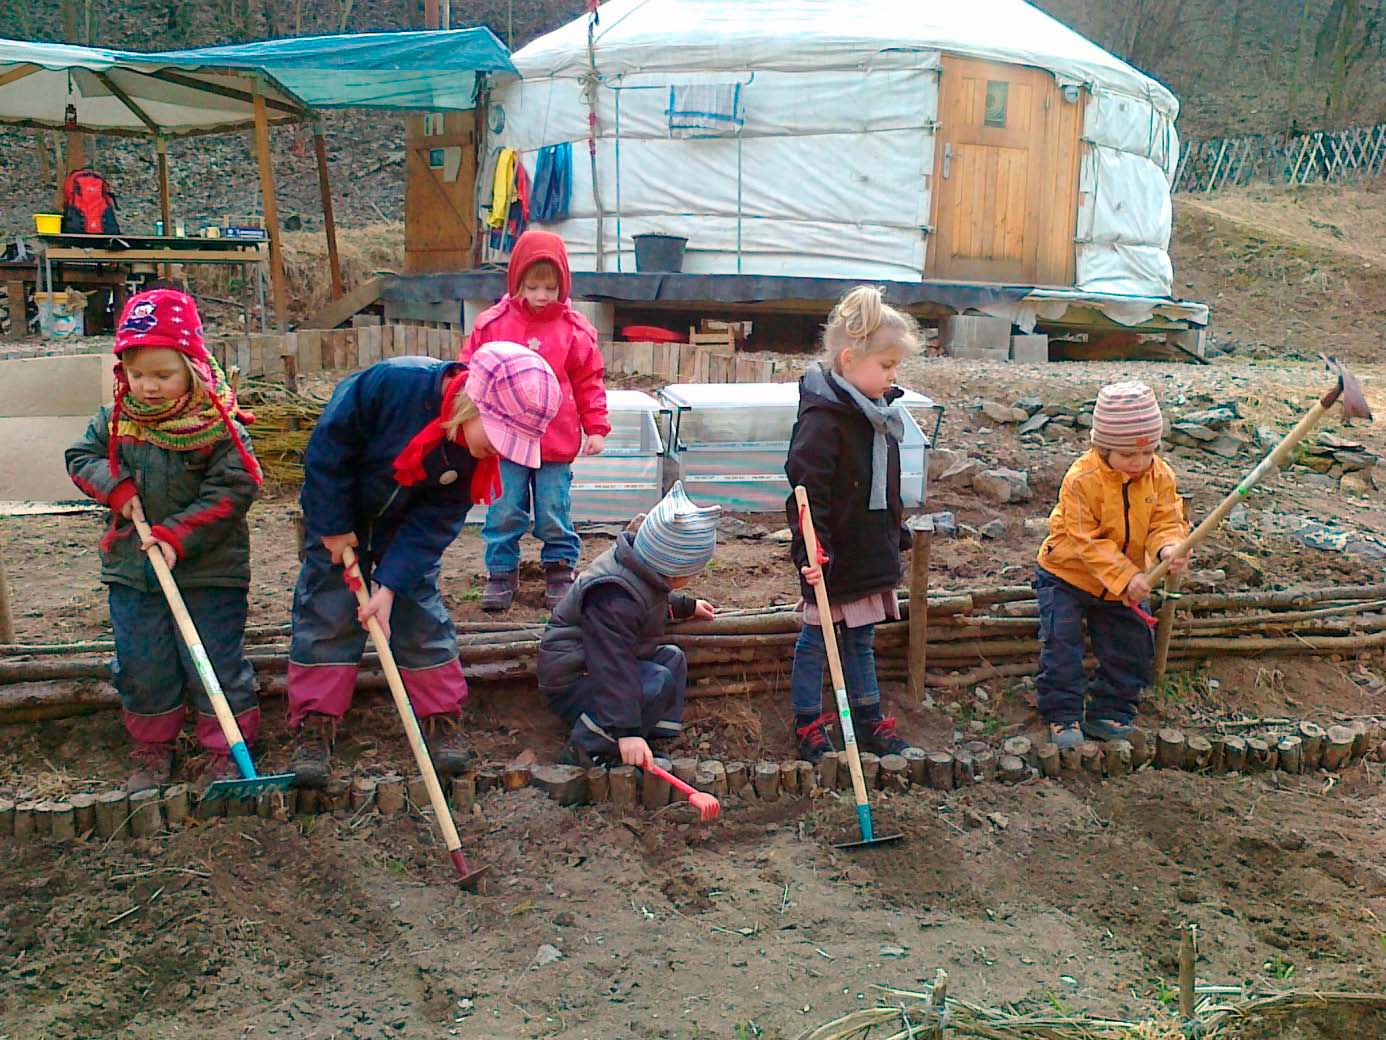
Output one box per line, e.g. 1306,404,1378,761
286,343,560,786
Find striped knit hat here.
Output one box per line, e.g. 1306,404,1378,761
1091,381,1164,451
632,481,721,578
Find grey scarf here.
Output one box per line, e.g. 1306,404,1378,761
807,365,904,510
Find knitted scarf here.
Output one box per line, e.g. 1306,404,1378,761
827,368,904,511
109,354,262,485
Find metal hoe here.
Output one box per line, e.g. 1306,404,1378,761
794,486,904,851
131,513,296,804
342,546,488,889
1147,354,1373,586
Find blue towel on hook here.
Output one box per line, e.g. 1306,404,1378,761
532,142,572,222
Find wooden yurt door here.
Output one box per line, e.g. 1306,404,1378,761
404,112,478,274
927,55,1083,286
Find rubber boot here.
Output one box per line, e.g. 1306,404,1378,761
424,712,473,777
289,713,335,788
126,742,174,794
543,563,576,610
480,571,518,613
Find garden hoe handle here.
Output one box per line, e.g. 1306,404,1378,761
1146,354,1373,586
132,513,260,782
340,546,480,886
794,486,877,842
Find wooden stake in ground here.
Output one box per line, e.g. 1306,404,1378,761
1153,574,1182,684
907,515,933,699
0,544,14,643
1179,923,1197,1019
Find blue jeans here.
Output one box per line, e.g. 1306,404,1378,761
547,644,687,757
482,459,580,573
790,622,881,718
1035,566,1154,726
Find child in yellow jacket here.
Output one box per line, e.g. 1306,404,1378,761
1035,382,1190,748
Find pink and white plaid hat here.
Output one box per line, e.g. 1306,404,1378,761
465,341,561,469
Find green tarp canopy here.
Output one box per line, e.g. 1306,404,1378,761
0,29,516,138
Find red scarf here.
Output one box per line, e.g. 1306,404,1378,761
392,372,502,504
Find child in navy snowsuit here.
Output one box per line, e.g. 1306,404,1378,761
287,342,561,786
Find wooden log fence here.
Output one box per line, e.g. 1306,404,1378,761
1173,123,1386,193
7,582,1386,722
3,711,1380,846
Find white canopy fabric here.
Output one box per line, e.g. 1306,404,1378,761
489,0,1183,301
0,38,312,138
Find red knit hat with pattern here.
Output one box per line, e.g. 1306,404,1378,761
1090,381,1164,451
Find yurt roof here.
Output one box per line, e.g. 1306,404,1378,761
514,0,1177,116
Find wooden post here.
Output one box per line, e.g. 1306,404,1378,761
907,517,933,699
532,764,587,805
1155,728,1186,769
252,81,289,331
642,758,672,808
586,767,610,802
312,128,344,300
1178,923,1196,1020
753,762,781,801
155,137,173,279
925,751,955,790
0,546,13,643
1153,575,1181,684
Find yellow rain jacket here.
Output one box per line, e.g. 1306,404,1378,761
1037,449,1188,599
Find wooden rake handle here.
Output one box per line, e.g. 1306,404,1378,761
341,546,465,859
132,512,253,774
1147,397,1333,586
793,487,875,826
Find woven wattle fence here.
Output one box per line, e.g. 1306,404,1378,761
1173,123,1386,193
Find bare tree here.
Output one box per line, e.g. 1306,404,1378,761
1315,0,1384,121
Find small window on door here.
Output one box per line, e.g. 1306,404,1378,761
984,81,1008,128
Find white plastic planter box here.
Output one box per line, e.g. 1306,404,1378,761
658,382,936,512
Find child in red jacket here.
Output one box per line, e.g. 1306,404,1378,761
461,229,611,610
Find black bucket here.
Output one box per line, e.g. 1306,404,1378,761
633,234,688,273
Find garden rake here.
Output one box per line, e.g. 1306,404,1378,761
794,486,903,851
341,546,488,890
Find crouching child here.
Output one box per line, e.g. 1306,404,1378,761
538,482,718,769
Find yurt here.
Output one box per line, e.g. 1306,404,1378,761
482,0,1181,300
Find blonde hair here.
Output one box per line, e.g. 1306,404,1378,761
823,286,921,368
441,389,480,440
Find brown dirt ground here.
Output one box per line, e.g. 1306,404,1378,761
6,186,1386,1038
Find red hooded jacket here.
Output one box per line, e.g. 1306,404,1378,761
460,230,610,465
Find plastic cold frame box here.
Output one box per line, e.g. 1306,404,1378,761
658,382,936,512
467,389,667,525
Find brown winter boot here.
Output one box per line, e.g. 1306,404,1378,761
543,563,576,609
480,572,518,612
289,713,335,788
424,713,474,777
126,742,174,794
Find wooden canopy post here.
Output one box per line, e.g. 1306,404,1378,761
907,514,934,698
251,80,289,330
155,137,172,278
312,128,344,300
155,137,172,233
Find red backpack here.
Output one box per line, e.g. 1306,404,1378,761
61,168,119,234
